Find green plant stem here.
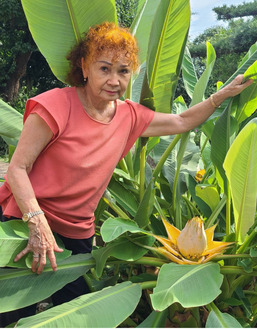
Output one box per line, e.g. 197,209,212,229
243,290,257,296
205,195,227,228
213,254,251,261
154,196,168,220
152,134,181,179
139,280,157,290
107,256,167,268
226,187,231,236
118,158,128,174
125,150,134,178
139,142,147,201
237,228,257,254
102,197,130,219
172,133,189,229
208,302,228,327
181,195,201,217
220,265,257,276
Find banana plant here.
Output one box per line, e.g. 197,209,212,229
1,0,257,327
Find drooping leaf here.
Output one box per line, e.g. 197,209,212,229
17,282,141,328
0,254,95,312
206,310,242,328
100,217,146,243
182,46,198,99
150,262,223,311
21,0,117,82
92,235,154,277
108,178,138,217
0,99,23,146
146,0,190,113
223,119,257,243
137,309,169,328
134,179,155,228
195,185,220,212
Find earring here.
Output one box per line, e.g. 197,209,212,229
84,77,88,82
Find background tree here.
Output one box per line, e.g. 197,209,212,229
189,1,257,96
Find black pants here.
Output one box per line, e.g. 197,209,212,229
0,207,93,327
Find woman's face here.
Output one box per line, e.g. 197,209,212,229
81,51,132,102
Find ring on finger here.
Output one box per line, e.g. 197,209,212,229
33,254,40,259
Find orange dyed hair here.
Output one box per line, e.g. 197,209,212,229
66,22,139,86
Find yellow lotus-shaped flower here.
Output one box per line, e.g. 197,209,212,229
153,217,233,265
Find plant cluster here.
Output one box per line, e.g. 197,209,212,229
0,0,257,328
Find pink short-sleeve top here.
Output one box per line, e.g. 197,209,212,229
0,87,154,238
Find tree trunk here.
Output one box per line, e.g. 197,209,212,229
4,51,32,104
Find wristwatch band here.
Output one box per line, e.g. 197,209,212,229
22,210,44,222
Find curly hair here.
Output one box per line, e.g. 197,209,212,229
66,22,139,86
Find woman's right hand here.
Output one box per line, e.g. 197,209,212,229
14,215,63,274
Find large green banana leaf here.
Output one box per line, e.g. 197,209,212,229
0,99,23,146
17,282,141,328
216,42,257,114
150,262,223,311
210,100,235,195
131,0,161,64
223,118,257,243
21,0,117,83
236,61,257,124
0,253,95,312
191,41,216,107
146,0,190,113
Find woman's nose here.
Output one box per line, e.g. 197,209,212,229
107,73,119,86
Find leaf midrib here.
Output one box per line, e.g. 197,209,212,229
66,0,81,43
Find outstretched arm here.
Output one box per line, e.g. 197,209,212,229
142,75,253,137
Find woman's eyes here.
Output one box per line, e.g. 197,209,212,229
120,68,130,74
99,66,131,75
100,66,109,72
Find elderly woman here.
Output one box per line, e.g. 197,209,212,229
0,22,252,324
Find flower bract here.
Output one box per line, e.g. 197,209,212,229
153,217,233,265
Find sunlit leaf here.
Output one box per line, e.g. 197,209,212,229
0,99,23,146
21,0,117,82
195,185,220,212
150,262,223,311
92,235,154,277
223,119,257,243
0,254,95,312
206,309,242,328
100,217,146,243
17,282,141,328
145,0,190,113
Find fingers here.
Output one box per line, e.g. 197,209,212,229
37,253,47,274
14,246,31,262
32,253,40,273
47,249,58,272
54,242,64,253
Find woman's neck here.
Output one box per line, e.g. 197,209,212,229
76,87,116,123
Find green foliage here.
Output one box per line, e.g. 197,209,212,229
0,0,35,102
1,0,257,327
151,263,223,311
16,282,142,328
115,0,140,27
214,0,257,20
